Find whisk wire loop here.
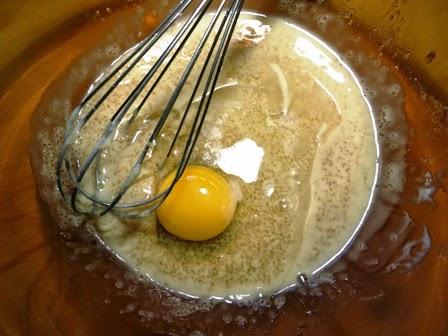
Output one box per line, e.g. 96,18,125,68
57,0,195,202
71,0,214,195
97,0,232,215
57,0,245,217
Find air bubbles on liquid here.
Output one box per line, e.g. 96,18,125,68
81,246,91,254
53,126,65,144
124,303,136,313
314,275,328,290
84,263,95,272
419,92,428,102
345,50,354,59
262,181,275,197
317,15,330,28
29,1,416,322
388,84,401,97
189,331,205,336
138,309,155,320
355,53,364,64
389,233,398,242
115,279,125,289
135,6,145,17
273,295,286,309
222,314,233,324
84,222,97,236
363,258,379,266
124,271,136,281
403,51,412,60
372,59,381,68
277,194,298,213
68,253,78,261
341,10,352,20
40,187,51,201
381,104,395,123
235,315,248,327
337,272,349,281
252,297,271,310
382,162,405,200
385,226,431,272
280,0,307,16
278,0,289,9
357,242,368,251
331,260,347,273
316,272,336,285
229,178,243,202
37,130,49,144
124,285,137,297
363,87,377,99
279,197,291,211
310,287,323,297
288,164,299,177
59,231,72,240
294,3,307,15
105,43,122,58
62,99,73,118
297,324,308,336
49,99,61,114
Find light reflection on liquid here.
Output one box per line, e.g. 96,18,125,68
216,138,265,183
294,36,346,83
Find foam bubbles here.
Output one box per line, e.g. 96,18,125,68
76,13,379,301
28,1,412,331
31,10,383,303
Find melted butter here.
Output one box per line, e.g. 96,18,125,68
57,13,378,301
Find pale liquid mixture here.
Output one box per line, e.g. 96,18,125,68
56,13,378,300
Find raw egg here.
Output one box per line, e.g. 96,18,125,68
156,165,237,241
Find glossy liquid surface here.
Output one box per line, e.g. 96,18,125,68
44,12,377,300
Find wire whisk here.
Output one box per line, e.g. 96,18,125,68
56,0,245,218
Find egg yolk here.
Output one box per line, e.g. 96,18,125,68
156,165,237,241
